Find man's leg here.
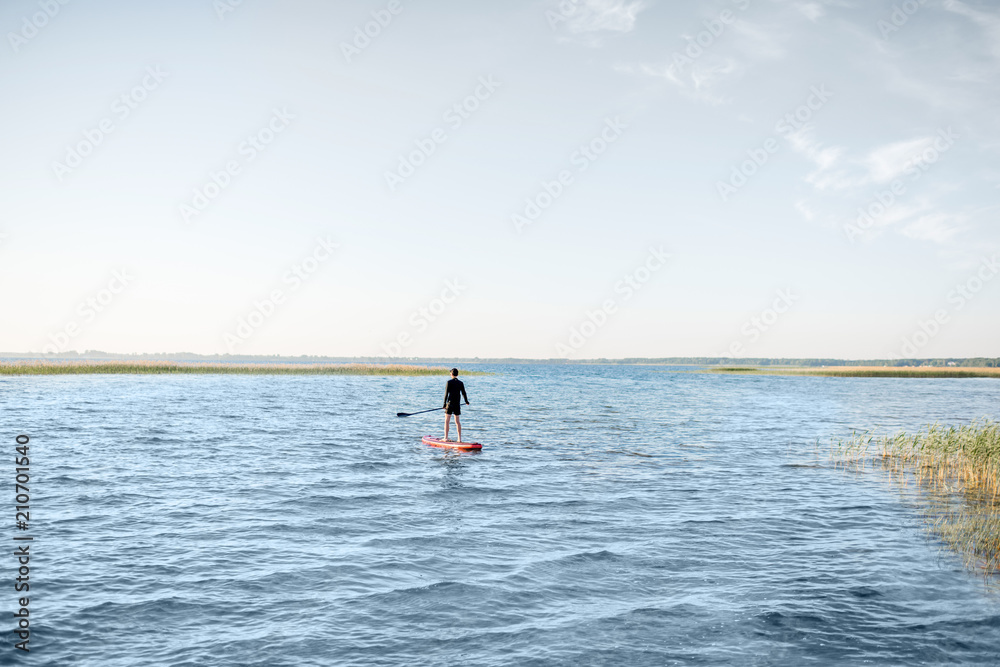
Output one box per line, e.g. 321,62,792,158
455,415,462,443
444,413,451,441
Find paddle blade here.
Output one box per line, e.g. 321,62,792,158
396,412,410,417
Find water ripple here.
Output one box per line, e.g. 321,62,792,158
4,366,1000,665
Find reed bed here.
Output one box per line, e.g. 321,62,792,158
711,366,1000,378
835,420,1000,573
0,360,486,376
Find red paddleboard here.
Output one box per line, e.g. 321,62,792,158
422,435,482,450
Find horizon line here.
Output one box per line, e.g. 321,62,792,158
2,351,998,366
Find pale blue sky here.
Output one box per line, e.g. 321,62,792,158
1,0,997,359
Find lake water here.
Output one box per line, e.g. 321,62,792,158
4,364,1000,665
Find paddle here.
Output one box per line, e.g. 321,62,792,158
396,407,445,418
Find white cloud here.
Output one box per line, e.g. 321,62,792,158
564,0,646,34
879,200,934,229
785,126,849,190
622,13,793,105
864,136,936,183
943,0,1000,59
796,2,825,22
865,2,1000,114
789,129,966,245
798,133,968,245
689,58,741,96
791,132,951,197
633,57,742,105
795,200,815,221
731,20,787,59
804,168,856,192
901,212,965,243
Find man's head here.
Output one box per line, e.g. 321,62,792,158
450,368,459,377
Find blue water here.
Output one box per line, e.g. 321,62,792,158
3,365,1000,665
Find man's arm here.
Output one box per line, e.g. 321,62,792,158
461,382,469,404
444,382,450,408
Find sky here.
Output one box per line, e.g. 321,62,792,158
1,0,998,360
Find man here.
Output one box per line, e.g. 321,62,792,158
443,368,470,442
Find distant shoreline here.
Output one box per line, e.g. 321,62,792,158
1,351,997,368
0,361,489,377
3,359,995,378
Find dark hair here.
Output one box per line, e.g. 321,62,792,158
450,368,459,376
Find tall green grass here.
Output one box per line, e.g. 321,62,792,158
801,369,1000,378
835,420,1000,572
0,361,488,376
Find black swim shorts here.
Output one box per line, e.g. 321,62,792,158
445,403,461,416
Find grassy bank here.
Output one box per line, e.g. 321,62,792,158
708,366,1000,378
835,420,1000,573
0,361,488,376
